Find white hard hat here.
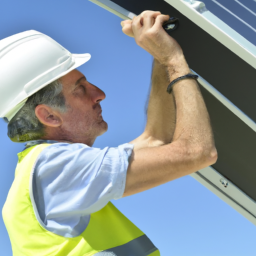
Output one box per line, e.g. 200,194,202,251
0,30,91,121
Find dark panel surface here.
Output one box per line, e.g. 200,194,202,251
200,84,256,201
112,0,256,200
112,0,256,121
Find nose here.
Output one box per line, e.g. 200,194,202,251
88,82,106,103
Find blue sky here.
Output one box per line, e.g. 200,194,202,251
1,0,256,255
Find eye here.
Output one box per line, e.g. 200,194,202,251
73,84,86,97
79,84,86,92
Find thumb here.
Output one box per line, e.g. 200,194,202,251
121,20,134,37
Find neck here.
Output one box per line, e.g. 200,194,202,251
42,126,97,146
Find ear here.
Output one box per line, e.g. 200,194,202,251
35,105,63,127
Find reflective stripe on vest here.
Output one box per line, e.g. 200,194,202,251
94,234,158,256
3,144,160,256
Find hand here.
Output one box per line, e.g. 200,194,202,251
121,11,184,66
121,19,134,37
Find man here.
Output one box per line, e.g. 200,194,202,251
2,11,217,256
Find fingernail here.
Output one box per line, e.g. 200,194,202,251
121,21,124,27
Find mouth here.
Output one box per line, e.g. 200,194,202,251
94,103,103,118
98,106,102,117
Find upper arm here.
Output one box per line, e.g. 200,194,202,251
32,143,133,237
124,139,216,197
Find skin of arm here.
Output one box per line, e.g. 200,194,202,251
121,11,217,197
132,59,176,150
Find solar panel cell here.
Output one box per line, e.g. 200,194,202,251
203,0,256,44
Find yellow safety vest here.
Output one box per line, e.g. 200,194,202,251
3,144,160,256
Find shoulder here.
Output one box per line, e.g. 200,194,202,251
34,142,133,177
39,142,134,162
38,142,107,162
34,143,107,177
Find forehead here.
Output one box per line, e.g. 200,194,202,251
59,69,85,91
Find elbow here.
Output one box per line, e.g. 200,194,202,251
182,141,218,171
205,146,218,165
197,144,218,168
174,140,218,172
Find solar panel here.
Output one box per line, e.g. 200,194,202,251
202,0,256,45
89,0,256,226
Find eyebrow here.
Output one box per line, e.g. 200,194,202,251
75,76,86,86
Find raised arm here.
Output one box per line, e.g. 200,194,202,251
129,58,176,150
145,59,176,145
121,11,217,197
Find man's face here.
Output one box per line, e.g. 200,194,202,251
58,69,108,145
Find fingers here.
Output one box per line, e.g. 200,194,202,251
154,14,170,29
141,11,161,30
121,11,170,39
132,11,169,34
131,11,162,38
121,10,181,65
132,15,142,34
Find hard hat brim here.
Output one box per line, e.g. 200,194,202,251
71,53,91,72
3,53,91,121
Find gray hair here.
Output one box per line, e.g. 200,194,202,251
8,79,66,142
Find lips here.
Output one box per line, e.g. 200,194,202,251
98,106,102,117
94,103,102,117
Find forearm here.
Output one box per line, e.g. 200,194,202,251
144,59,176,144
136,51,216,159
167,55,216,159
126,56,216,196
125,11,216,159
123,11,217,197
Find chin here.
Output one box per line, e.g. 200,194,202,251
98,120,108,136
